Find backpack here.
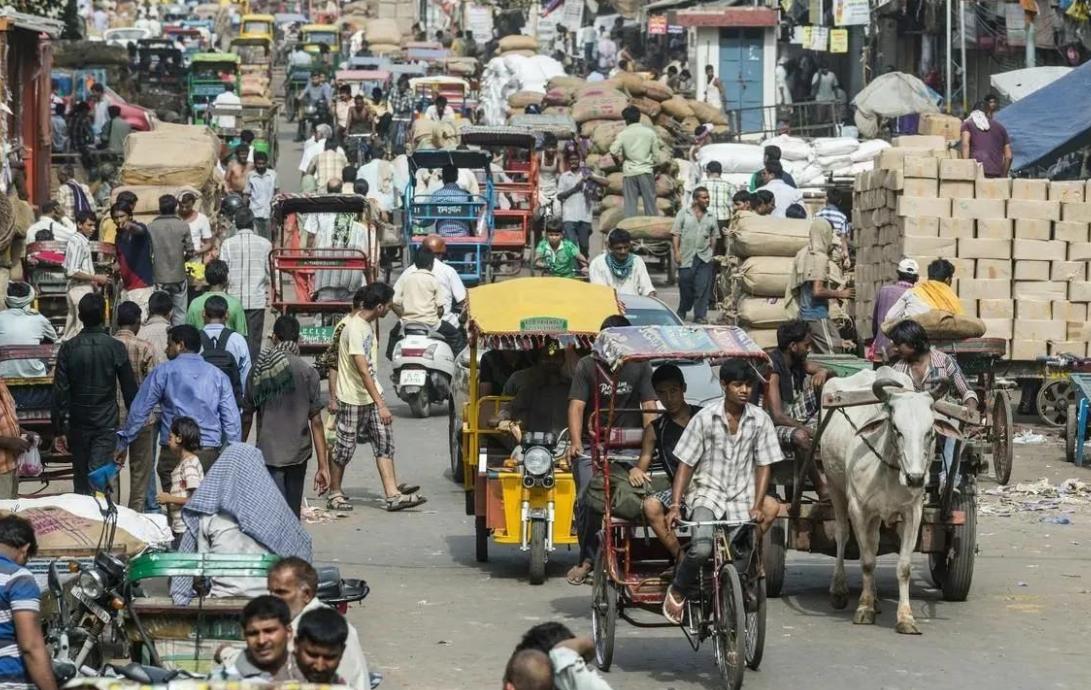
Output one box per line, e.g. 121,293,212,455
200,328,242,404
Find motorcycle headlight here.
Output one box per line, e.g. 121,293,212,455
523,446,553,477
78,570,105,599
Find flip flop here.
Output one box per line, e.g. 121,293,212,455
662,586,686,625
566,563,591,586
384,493,428,512
327,493,353,512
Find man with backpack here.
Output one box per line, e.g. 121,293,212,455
200,295,251,399
116,325,241,489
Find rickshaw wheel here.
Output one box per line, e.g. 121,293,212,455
744,576,767,670
528,520,547,585
714,563,746,690
449,400,464,483
1035,380,1073,427
928,492,977,601
591,550,616,671
991,392,1014,485
1065,404,1077,464
762,521,787,598
474,516,489,563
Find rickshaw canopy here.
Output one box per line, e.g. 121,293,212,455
271,193,373,220
459,125,539,150
240,13,274,34
408,150,492,175
336,70,391,85
191,52,240,65
388,64,428,78
275,12,307,25
592,326,769,370
507,114,578,140
347,56,392,70
232,35,272,47
467,278,623,349
410,76,469,90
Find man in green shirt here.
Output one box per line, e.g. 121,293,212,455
609,106,660,217
186,259,249,335
671,186,718,323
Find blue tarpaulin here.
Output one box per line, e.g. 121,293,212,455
995,60,1091,172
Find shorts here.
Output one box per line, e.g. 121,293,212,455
650,488,687,514
332,402,394,466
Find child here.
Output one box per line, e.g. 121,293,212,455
534,226,587,278
157,416,204,548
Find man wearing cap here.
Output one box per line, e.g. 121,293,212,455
870,259,919,361
0,283,58,379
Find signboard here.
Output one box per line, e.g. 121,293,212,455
561,0,584,32
465,4,494,45
648,15,667,35
520,317,569,332
830,29,849,53
833,0,870,26
809,26,829,51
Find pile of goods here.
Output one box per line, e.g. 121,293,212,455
498,34,540,58
366,18,404,57
854,134,1091,357
116,123,223,222
695,135,890,191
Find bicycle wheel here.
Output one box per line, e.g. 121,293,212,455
744,575,767,670
713,563,746,690
590,550,617,671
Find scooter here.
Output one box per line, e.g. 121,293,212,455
391,321,456,418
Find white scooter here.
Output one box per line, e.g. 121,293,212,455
391,322,456,418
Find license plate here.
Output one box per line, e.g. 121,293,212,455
72,587,112,624
399,370,427,387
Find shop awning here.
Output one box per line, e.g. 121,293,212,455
0,7,64,37
995,60,1091,172
674,7,779,27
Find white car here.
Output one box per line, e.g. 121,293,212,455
104,27,154,49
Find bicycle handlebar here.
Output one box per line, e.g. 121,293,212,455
677,520,757,528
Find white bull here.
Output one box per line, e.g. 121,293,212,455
819,366,958,634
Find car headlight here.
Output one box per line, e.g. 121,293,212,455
78,570,105,599
523,446,553,477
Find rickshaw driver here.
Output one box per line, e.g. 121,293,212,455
504,344,571,441
662,359,781,625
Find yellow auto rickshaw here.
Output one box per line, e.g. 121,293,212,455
231,34,273,81
300,23,341,56
453,278,624,584
410,76,471,119
239,13,274,40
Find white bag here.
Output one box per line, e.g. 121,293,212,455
16,436,41,478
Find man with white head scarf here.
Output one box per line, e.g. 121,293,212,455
0,283,58,378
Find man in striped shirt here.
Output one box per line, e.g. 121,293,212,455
701,161,736,234
815,189,851,268
0,515,58,690
62,211,109,341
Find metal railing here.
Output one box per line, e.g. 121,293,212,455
724,100,844,140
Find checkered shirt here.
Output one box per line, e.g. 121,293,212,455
311,149,349,190
114,328,162,427
672,401,781,522
816,204,850,237
703,176,737,223
388,88,416,117
891,350,978,403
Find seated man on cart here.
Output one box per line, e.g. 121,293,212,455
663,359,781,625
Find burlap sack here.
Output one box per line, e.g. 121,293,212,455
591,122,627,154
738,256,795,298
737,297,791,329
656,197,676,213
548,75,586,90
599,206,625,233
660,97,695,119
631,97,662,119
655,175,675,197
112,185,183,215
681,116,702,131
572,95,629,123
121,126,220,187
643,81,674,102
502,49,537,57
606,172,624,195
543,87,575,106
542,105,571,117
580,119,614,137
745,328,779,349
596,153,620,172
881,310,987,339
601,194,624,210
613,72,646,97
617,215,673,240
575,84,626,100
443,57,478,76
508,91,544,108
366,18,400,44
655,147,675,172
499,35,539,52
688,100,730,126
730,214,811,258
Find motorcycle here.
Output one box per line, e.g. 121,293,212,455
391,321,456,418
297,96,333,141
513,430,569,585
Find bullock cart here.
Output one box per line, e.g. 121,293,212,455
588,325,770,689
763,361,981,607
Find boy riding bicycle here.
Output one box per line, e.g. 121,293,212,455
663,359,781,624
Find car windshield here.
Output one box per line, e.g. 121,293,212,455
109,29,146,39
306,32,338,45
243,21,269,33
621,307,682,327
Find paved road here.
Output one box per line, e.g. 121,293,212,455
275,121,1091,690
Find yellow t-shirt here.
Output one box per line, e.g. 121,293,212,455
99,217,118,244
336,315,382,406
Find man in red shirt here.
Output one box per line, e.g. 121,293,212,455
960,94,1011,178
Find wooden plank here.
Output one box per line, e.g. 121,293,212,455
934,399,984,426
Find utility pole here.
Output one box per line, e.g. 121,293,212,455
960,0,968,113
945,0,952,113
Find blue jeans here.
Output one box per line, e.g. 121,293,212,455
677,257,715,321
144,443,161,513
672,506,717,600
563,221,591,257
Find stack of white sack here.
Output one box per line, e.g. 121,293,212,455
481,54,565,125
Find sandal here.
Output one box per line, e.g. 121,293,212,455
396,483,420,495
327,493,354,512
384,493,428,512
662,586,686,625
566,562,592,586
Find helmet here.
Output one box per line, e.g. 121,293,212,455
219,193,245,217
422,234,446,254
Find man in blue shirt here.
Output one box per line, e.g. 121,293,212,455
200,295,252,394
116,325,242,492
428,164,472,238
0,515,58,690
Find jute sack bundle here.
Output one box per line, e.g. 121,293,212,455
656,197,676,213
881,310,986,340
121,127,219,187
371,43,402,55
737,297,792,329
688,100,729,126
655,175,675,197
613,72,646,96
575,84,626,100
591,122,627,153
737,256,794,298
508,91,544,108
499,35,539,52
605,172,624,195
654,147,675,172
642,80,674,102
745,328,778,349
113,185,182,215
572,95,629,123
681,116,701,131
630,97,661,118
501,49,536,57
366,18,400,44
616,215,673,241
601,194,624,210
730,214,811,258
600,206,625,232
544,86,575,106
580,119,615,137
443,58,478,76
542,106,571,117
660,97,694,119
411,119,436,143
548,75,586,90
596,153,620,172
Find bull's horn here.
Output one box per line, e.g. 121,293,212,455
872,378,903,402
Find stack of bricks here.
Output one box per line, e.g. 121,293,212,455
853,136,1091,359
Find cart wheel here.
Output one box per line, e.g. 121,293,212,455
744,575,767,670
762,521,787,598
449,399,464,484
1035,380,1073,427
991,392,1014,485
474,515,489,563
928,492,976,601
528,520,547,585
590,549,616,671
666,251,677,286
714,562,746,690
408,389,430,418
1066,404,1078,464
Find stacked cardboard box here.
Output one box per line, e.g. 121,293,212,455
854,148,1091,358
